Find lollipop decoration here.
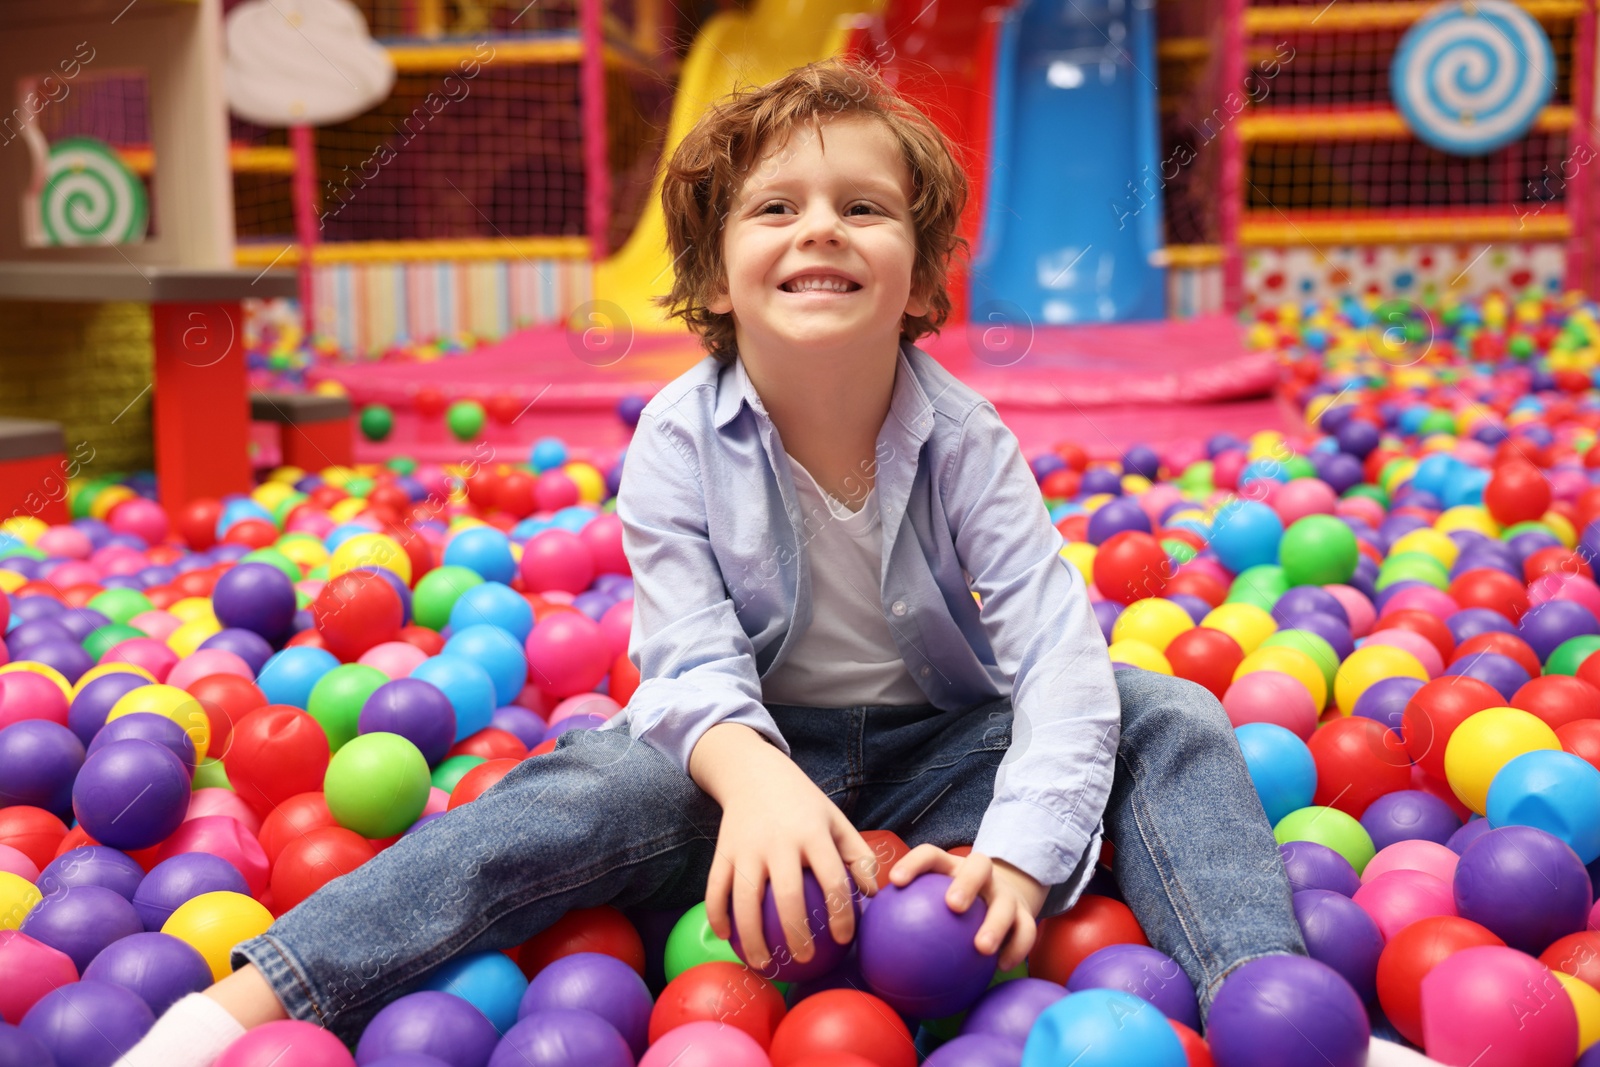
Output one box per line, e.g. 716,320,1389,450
1390,0,1555,156
38,137,149,246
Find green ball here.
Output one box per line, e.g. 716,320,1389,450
1262,629,1339,694
413,565,486,631
387,456,418,476
344,476,375,499
1342,484,1389,508
1281,455,1317,481
431,754,485,792
446,401,486,442
191,757,232,792
1279,515,1359,587
1178,461,1214,492
271,493,309,526
240,548,301,584
1417,410,1456,436
84,623,146,660
1545,635,1600,677
1225,565,1288,611
360,405,395,442
324,732,432,839
1501,521,1554,543
1376,552,1449,591
664,901,743,982
307,664,389,752
89,588,154,625
0,544,45,561
1274,806,1376,875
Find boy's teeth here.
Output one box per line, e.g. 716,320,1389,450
784,277,857,293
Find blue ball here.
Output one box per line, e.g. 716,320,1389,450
1486,750,1600,864
1022,989,1186,1067
530,437,569,473
257,647,341,709
443,625,529,707
411,656,496,741
449,582,534,643
421,950,528,1036
1235,723,1317,826
444,528,516,584
1207,501,1283,574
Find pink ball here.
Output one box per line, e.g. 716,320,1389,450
167,649,253,691
1274,479,1339,525
1222,671,1319,739
1352,869,1456,940
578,512,630,577
1139,485,1183,524
92,545,148,577
1548,468,1589,504
36,527,91,560
519,529,596,595
0,843,39,882
1361,629,1443,678
284,509,334,538
1362,840,1459,886
1378,585,1459,621
0,672,69,729
108,497,171,546
186,788,263,837
421,787,450,819
154,815,270,898
1528,571,1600,623
598,599,632,661
215,1020,355,1067
534,469,582,512
525,612,610,699
1164,441,1205,474
101,637,180,682
549,693,621,725
1325,585,1376,638
1420,946,1576,1067
637,1021,772,1067
47,560,101,588
1335,496,1386,529
540,589,575,606
0,930,77,1024
1451,440,1493,468
1246,480,1282,508
1176,557,1232,588
129,610,183,643
357,641,428,680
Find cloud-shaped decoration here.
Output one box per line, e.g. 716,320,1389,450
225,0,396,127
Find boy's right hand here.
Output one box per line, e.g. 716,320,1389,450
688,722,880,973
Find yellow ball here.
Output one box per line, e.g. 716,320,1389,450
1389,528,1459,568
0,516,47,544
1247,431,1285,461
1061,543,1097,581
251,481,296,512
169,598,219,626
167,618,222,659
1081,493,1116,514
1555,972,1600,1054
329,532,411,586
321,466,356,489
162,891,274,981
1380,458,1418,494
0,571,24,594
1105,640,1172,675
313,380,347,398
0,871,41,930
563,462,607,505
70,662,156,697
1543,511,1577,549
1334,645,1428,716
107,683,210,760
276,535,330,571
90,486,137,521
1121,474,1153,495
0,662,71,701
1112,598,1196,652
1435,506,1502,538
328,498,368,524
1236,646,1327,710
267,466,307,485
1445,707,1562,815
1202,603,1278,655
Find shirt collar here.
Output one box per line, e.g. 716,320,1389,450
713,337,934,435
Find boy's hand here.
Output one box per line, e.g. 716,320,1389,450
691,723,881,973
890,845,1048,972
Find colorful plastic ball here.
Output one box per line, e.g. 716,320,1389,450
306,663,389,753
155,816,269,898
1066,943,1198,1030
0,721,82,818
518,530,596,597
411,567,484,633
1445,707,1562,814
486,1008,632,1067
255,646,339,710
18,881,142,972
410,657,495,741
1308,716,1411,819
359,678,457,766
442,625,527,708
358,641,430,680
1294,888,1385,1002
323,731,430,839
1486,749,1600,862
37,845,144,901
222,704,329,819
768,989,915,1067
312,571,404,663
638,1020,773,1067
0,871,39,931
1220,671,1317,739
0,671,69,732
82,931,212,1016
354,990,502,1067
1375,914,1504,1045
1021,988,1185,1067
1521,599,1600,663
1333,644,1428,717
925,1033,1025,1066
1402,676,1504,780
132,853,249,932
1030,895,1149,986
70,738,188,851
1454,825,1592,953
1350,675,1424,733
0,930,77,1024
1484,461,1553,526
1093,532,1171,605
647,961,786,1049
960,977,1066,1046
518,951,648,1055
444,528,515,585
1161,627,1242,700
270,826,375,913
215,1019,355,1067
1205,955,1368,1067
1233,724,1315,825
661,902,741,983
858,872,997,1018
0,807,66,873
1352,870,1456,940
1516,675,1600,735
1280,841,1361,897
1421,946,1575,1067
725,869,854,983
1274,806,1376,875
449,583,534,644
19,979,154,1067
1207,501,1283,575
1359,790,1462,851
211,562,297,646
160,891,272,981
67,672,150,747
523,615,609,702
445,401,486,442
1279,515,1359,587
360,404,395,442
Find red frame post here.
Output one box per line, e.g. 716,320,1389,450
581,0,612,261
1568,0,1595,294
290,124,320,339
1220,0,1247,312
151,301,253,515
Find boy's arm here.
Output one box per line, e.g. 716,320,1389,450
942,402,1122,897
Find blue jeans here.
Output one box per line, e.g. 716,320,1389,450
233,669,1305,1041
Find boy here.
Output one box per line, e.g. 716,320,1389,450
121,58,1306,1065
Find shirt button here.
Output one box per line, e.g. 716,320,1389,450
891,601,907,616
919,666,931,677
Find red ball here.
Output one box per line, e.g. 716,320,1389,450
223,706,332,819
859,830,912,887
177,498,223,550
447,758,520,809
1540,931,1600,992
312,570,404,662
270,826,376,913
1040,469,1081,498
397,625,446,657
608,652,640,707
1164,627,1244,699
413,386,447,419
285,629,329,651
1164,570,1229,608
1376,915,1504,1046
187,674,268,757
1055,442,1088,472
494,472,537,519
1447,568,1531,623
1093,532,1171,605
155,815,270,897
222,519,279,550
1169,1020,1215,1067
382,524,435,584
1484,461,1553,526
1511,674,1600,733
648,961,788,1048
1525,547,1594,585
517,906,645,978
0,806,67,871
1453,631,1542,678
258,792,338,867
1029,894,1149,986
486,395,524,426
1402,676,1505,780
1371,609,1455,663
1307,716,1412,818
1558,719,1600,771
768,990,915,1067
447,728,528,762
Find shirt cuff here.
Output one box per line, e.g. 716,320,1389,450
973,798,1103,918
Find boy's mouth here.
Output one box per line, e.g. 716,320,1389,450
778,272,863,294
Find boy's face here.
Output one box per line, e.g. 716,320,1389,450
709,113,928,354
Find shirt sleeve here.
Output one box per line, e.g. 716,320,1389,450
614,412,791,772
941,401,1122,890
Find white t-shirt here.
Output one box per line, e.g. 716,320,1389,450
760,452,930,708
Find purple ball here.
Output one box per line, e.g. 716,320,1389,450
1279,614,1356,661
1086,498,1151,545
960,978,1065,1044
924,1034,1024,1066
211,562,297,645
1519,599,1600,663
132,853,250,932
1351,677,1425,735
67,673,150,747
38,847,145,902
20,980,153,1067
517,952,650,1058
360,679,458,765
355,990,501,1067
728,869,855,983
0,1022,53,1067
1092,601,1122,644
20,641,91,686
1066,943,1199,1029
545,714,609,738
6,617,73,655
1359,789,1462,851
1206,955,1368,1067
0,721,84,818
487,1009,631,1067
19,884,144,972
198,629,274,674
1165,595,1213,625
82,932,212,1016
362,1058,452,1067
1273,586,1350,627
490,706,546,749
1447,817,1495,856
1079,468,1123,497
1444,651,1530,700
1292,889,1385,1002
86,712,196,776
1454,825,1592,953
858,872,997,1018
54,609,110,644
72,739,190,851
1279,841,1362,897
570,591,615,623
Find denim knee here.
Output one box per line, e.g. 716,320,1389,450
1115,668,1234,751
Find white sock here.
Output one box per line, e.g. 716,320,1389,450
1368,1037,1443,1066
113,993,248,1067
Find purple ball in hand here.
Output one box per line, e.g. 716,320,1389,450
728,869,857,983
858,872,997,1018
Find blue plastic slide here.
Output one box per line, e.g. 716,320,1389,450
970,0,1167,324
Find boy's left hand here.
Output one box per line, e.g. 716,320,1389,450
889,845,1048,972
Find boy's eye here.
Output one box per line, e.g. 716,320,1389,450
758,202,879,216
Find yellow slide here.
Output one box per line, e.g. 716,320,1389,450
581,0,886,335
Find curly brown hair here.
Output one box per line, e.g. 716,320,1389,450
652,57,970,365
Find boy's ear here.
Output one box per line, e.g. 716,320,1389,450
707,282,733,316
904,279,930,319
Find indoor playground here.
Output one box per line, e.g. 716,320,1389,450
8,0,1600,1063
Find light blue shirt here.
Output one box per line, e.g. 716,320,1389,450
612,337,1121,905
